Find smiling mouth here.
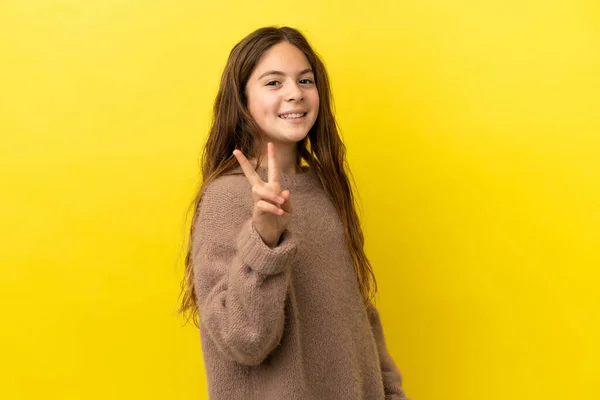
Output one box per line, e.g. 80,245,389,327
279,112,307,119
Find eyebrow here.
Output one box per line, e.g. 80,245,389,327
257,68,314,80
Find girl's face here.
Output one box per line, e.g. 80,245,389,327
245,42,319,145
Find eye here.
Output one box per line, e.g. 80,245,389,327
299,78,314,85
266,80,280,86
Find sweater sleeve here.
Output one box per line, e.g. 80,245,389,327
367,304,410,400
192,180,298,366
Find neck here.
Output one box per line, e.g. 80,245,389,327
256,141,299,175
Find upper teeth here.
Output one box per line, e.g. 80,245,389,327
280,113,304,119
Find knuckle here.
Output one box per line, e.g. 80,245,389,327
261,189,275,201
257,200,270,211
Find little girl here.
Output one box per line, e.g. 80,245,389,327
180,26,409,400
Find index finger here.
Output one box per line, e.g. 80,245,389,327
233,149,263,186
267,142,280,184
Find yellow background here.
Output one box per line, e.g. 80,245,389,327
1,0,598,399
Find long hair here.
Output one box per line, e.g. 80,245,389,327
179,26,378,326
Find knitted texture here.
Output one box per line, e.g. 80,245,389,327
192,165,408,400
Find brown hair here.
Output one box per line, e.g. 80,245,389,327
179,26,377,326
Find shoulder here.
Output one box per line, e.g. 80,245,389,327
198,169,252,219
202,170,248,200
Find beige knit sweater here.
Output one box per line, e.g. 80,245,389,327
192,165,409,400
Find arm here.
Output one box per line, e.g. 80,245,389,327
192,182,298,366
367,304,410,400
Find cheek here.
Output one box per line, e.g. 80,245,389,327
310,92,320,114
308,89,320,107
248,92,279,121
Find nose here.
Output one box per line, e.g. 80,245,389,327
285,82,303,102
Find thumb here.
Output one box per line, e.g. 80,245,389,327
280,190,293,213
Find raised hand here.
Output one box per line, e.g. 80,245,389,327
233,142,294,248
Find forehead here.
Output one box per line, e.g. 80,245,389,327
251,42,312,76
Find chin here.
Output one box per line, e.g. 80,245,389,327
265,129,309,144
284,130,310,143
